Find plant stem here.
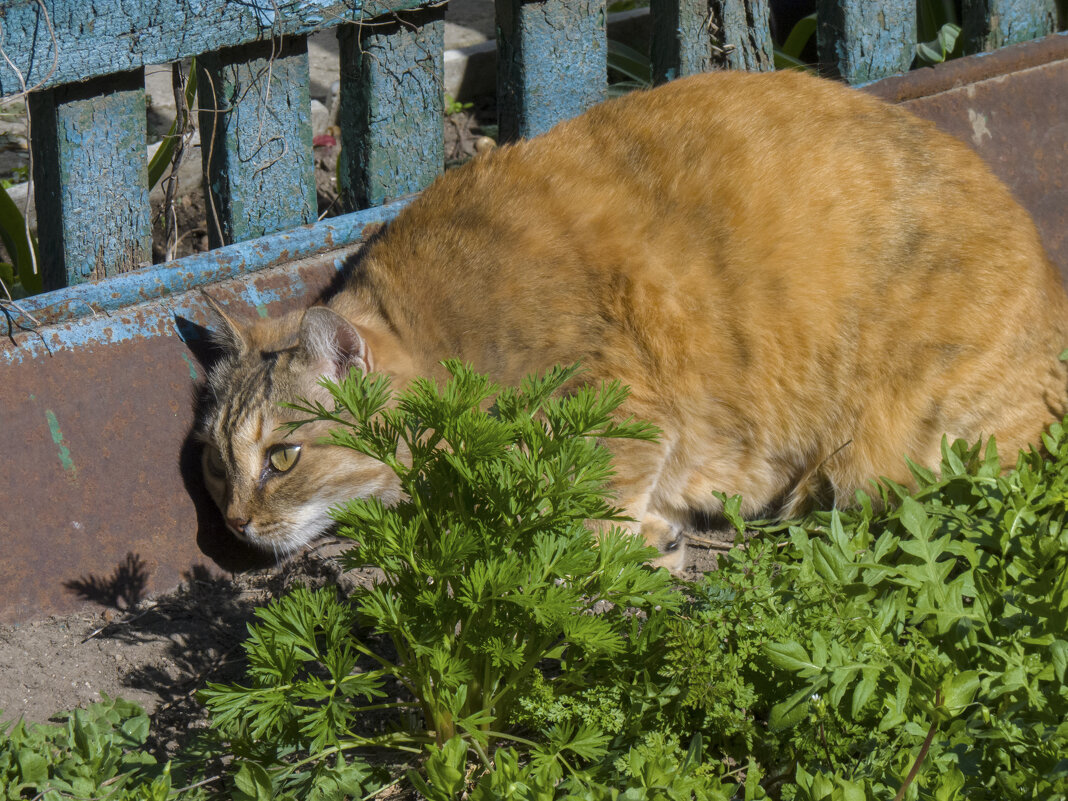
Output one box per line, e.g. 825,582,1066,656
288,733,425,771
893,691,942,801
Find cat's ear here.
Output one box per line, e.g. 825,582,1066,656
199,290,250,357
298,306,370,380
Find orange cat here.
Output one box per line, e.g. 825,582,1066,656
200,69,1068,570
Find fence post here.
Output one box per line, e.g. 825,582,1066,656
28,71,151,290
336,7,445,212
495,0,607,141
962,0,1057,52
651,0,774,83
197,36,316,248
817,0,916,84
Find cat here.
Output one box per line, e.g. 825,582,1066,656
198,69,1068,571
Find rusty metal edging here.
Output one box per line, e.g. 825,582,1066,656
864,29,1068,103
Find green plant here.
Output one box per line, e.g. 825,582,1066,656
774,12,817,71
0,695,184,800
0,182,41,299
607,39,653,96
5,363,1067,798
197,366,1068,798
444,93,473,116
669,431,1068,800
607,0,648,12
915,0,962,65
147,59,198,191
200,362,683,796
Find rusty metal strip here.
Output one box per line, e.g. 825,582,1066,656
865,29,1068,102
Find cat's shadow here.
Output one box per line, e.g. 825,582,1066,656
174,315,277,572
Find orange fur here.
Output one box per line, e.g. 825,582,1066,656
201,70,1068,569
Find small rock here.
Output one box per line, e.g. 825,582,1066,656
311,99,330,139
327,80,341,123
474,136,497,154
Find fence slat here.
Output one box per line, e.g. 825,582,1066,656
495,0,607,141
28,70,151,289
962,0,1057,52
0,0,435,97
197,36,316,248
651,0,774,83
817,0,916,84
336,8,445,211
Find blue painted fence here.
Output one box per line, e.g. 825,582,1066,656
0,0,1060,320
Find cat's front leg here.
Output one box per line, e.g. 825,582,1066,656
602,435,688,572
637,511,688,572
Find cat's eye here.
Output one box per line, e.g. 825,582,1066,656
268,444,301,473
204,445,226,478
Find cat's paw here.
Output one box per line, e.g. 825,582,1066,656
640,513,687,574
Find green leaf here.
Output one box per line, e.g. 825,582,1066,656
0,184,41,295
941,670,980,714
935,767,965,801
1051,639,1068,683
15,747,48,784
851,667,879,719
233,761,275,801
420,737,467,801
764,641,817,673
898,496,931,538
146,62,198,190
812,539,850,585
607,39,652,86
769,685,817,730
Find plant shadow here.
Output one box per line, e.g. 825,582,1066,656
64,552,151,610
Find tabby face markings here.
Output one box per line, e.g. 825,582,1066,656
199,304,403,554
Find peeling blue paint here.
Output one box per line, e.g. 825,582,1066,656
0,0,436,96
198,37,316,247
496,0,607,141
651,0,773,82
6,277,293,363
817,0,916,84
181,352,198,380
11,197,411,329
28,71,151,289
963,0,1056,51
337,6,445,210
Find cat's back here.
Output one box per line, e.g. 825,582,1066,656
357,68,1066,377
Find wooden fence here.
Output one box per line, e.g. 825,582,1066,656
0,0,1065,621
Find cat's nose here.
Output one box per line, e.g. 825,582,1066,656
226,516,250,535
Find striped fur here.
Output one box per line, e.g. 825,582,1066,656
200,70,1068,570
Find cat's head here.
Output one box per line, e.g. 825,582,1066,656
198,297,403,555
